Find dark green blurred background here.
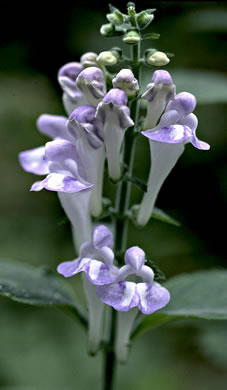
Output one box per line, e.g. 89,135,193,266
0,1,227,389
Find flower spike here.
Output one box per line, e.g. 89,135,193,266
96,88,134,181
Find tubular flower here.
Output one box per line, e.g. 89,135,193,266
67,105,105,217
76,67,106,107
57,224,118,285
18,114,69,175
96,88,134,181
112,69,139,97
142,69,176,130
30,139,93,250
136,91,210,226
58,62,86,115
58,225,119,354
97,246,170,362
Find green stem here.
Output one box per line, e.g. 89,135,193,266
114,43,141,256
102,309,117,390
102,42,142,390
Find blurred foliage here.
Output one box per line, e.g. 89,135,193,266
0,1,227,389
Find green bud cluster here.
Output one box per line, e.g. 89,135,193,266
100,3,156,43
99,3,174,70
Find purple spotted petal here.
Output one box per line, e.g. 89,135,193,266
31,173,92,193
92,225,114,249
142,125,192,144
97,282,138,311
58,257,117,285
125,246,145,270
137,282,170,315
37,115,68,139
19,146,49,175
81,259,118,285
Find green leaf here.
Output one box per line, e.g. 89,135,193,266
142,32,160,40
145,8,156,14
197,322,227,369
165,52,175,58
108,3,119,13
0,259,87,327
151,207,181,227
133,270,227,338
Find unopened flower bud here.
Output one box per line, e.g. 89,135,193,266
147,51,170,66
100,23,115,37
123,30,141,45
97,51,118,66
112,69,139,97
107,10,124,25
136,11,154,30
80,52,98,68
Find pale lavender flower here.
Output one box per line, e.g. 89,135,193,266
96,88,134,181
142,69,176,130
21,138,93,250
136,91,210,226
57,224,118,285
97,246,169,313
58,225,118,354
112,69,139,97
18,115,69,175
67,105,105,217
76,67,106,107
97,246,170,362
58,62,86,114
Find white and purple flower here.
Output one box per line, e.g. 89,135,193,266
67,105,105,217
58,225,119,355
142,69,176,129
96,88,134,181
97,246,169,314
97,245,170,362
57,62,86,115
76,66,107,107
112,69,139,97
136,85,210,226
57,224,118,285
